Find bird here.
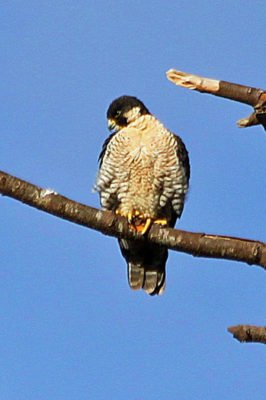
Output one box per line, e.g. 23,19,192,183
95,95,190,295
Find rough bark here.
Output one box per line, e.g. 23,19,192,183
1,170,265,269
1,171,265,342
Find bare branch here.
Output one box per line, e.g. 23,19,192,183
228,325,266,344
1,170,266,269
166,69,266,130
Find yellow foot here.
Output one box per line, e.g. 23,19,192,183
135,218,152,235
116,210,167,235
116,210,142,222
126,210,151,235
153,218,168,226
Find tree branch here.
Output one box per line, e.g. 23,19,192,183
1,170,266,269
228,325,266,344
166,69,266,130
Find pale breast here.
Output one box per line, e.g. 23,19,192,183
97,115,187,219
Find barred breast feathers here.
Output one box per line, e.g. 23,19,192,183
96,114,189,217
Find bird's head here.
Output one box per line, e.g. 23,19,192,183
107,95,150,131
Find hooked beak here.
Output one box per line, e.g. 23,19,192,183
108,119,117,131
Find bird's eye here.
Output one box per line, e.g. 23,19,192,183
115,110,122,118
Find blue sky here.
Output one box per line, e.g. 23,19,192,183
1,1,265,399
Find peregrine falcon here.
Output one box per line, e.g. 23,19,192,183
96,96,190,295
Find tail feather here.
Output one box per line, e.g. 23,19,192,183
119,239,168,296
142,270,158,294
142,267,165,295
128,264,165,295
128,263,145,290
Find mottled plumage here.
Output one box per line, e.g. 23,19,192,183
95,96,190,295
